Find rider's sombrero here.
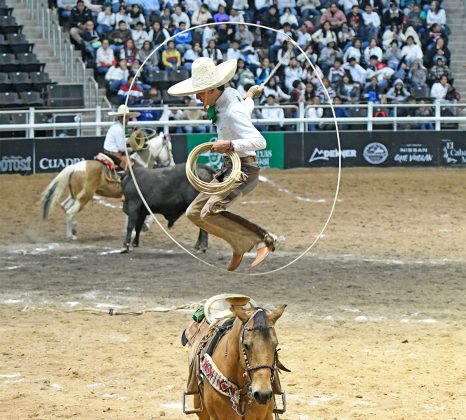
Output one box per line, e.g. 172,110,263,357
204,293,257,324
167,57,237,97
108,104,140,118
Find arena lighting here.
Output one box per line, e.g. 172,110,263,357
123,22,342,276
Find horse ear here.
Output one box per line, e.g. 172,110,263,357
268,304,287,324
231,306,250,323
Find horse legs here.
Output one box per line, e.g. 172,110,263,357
194,229,209,253
61,195,77,240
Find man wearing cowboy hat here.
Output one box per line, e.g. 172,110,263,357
104,104,141,170
168,57,279,271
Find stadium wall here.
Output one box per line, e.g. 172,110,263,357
1,132,465,175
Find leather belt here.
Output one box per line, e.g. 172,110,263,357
224,155,257,164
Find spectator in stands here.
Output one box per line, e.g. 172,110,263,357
235,23,255,48
96,38,116,75
320,2,347,30
399,24,421,47
227,40,242,60
298,44,318,66
162,40,182,70
385,40,403,70
362,4,381,40
160,7,173,27
430,74,451,103
148,20,170,46
202,19,217,48
382,1,404,28
342,56,366,84
426,1,448,34
304,82,316,101
184,0,203,16
338,23,355,50
97,3,115,36
255,0,273,14
172,4,191,28
386,78,410,103
216,24,235,52
382,24,402,50
290,79,305,103
364,38,382,65
343,38,362,64
363,75,383,102
296,24,312,48
277,0,297,14
120,39,139,71
214,5,229,23
317,77,336,103
406,3,426,32
183,42,202,70
336,73,361,103
138,40,159,81
360,0,384,15
233,59,255,93
318,40,343,75
256,57,273,86
140,0,161,25
174,21,193,54
305,96,323,131
191,4,213,27
408,59,428,89
298,0,321,19
401,35,423,66
203,39,223,64
105,58,129,91
70,0,94,45
115,4,131,28
81,20,101,61
302,60,324,86
349,17,368,44
132,21,150,49
333,95,350,128
109,21,132,54
424,36,450,67
262,76,291,103
117,75,144,105
280,7,299,29
346,5,363,27
366,55,392,89
328,58,346,88
428,56,452,84
261,6,280,47
416,99,434,130
58,0,78,27
312,20,338,49
178,98,207,133
284,57,303,90
261,95,285,131
128,4,146,28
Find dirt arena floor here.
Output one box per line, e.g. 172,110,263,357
1,167,465,419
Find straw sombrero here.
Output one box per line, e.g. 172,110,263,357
108,104,140,118
168,57,237,97
204,293,257,324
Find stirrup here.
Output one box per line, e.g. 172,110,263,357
182,391,203,414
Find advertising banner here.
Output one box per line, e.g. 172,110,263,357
0,139,34,175
186,132,285,169
35,137,103,173
440,135,466,166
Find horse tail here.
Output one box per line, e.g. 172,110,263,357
40,165,75,220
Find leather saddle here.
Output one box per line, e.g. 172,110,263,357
94,153,120,183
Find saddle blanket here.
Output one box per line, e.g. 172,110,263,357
94,153,116,170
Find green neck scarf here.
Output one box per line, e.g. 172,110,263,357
207,105,217,125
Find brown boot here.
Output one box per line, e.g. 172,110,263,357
227,253,244,271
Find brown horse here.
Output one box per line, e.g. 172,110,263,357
193,305,287,420
40,133,174,240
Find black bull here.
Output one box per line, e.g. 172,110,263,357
121,163,215,253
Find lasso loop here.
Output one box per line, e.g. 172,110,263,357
124,21,342,276
186,144,244,195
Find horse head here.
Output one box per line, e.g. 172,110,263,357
233,304,287,405
146,132,175,168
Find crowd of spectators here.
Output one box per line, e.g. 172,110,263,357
50,0,461,130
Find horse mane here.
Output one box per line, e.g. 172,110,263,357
252,308,271,339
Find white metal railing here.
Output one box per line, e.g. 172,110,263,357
0,103,464,138
21,0,100,107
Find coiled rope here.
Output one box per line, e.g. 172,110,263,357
186,143,244,194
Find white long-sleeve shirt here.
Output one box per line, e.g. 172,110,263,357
362,11,380,28
430,82,448,100
103,121,125,152
215,87,266,156
401,44,423,62
427,9,446,26
342,62,366,84
261,105,285,127
96,46,115,66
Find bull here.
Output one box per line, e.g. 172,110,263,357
121,163,215,253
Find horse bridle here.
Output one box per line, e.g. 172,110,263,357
235,309,279,417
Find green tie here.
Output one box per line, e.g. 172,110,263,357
207,105,217,125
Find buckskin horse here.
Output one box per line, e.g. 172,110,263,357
185,301,288,419
40,131,174,240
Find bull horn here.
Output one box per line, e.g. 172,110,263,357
129,129,146,151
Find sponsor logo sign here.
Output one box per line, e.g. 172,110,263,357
39,157,85,170
0,155,32,173
393,144,434,164
442,139,466,165
363,142,388,165
308,147,357,163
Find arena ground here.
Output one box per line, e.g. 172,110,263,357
0,167,465,419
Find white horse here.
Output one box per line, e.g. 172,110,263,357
41,131,175,240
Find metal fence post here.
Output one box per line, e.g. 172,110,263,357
435,101,441,131
367,102,373,132
28,107,35,139
96,105,102,136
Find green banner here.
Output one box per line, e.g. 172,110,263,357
186,132,284,169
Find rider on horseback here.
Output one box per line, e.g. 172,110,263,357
104,105,141,170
